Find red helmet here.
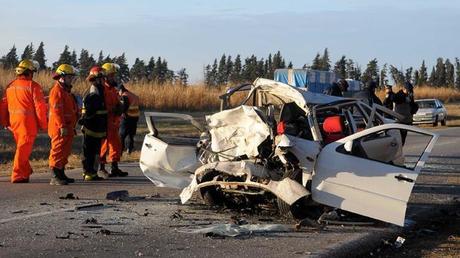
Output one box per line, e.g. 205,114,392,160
86,66,105,82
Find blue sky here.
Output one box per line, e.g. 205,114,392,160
1,0,459,82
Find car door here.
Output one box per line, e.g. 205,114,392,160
312,124,438,226
140,112,205,189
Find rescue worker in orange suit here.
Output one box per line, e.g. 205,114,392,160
79,66,107,181
118,84,140,154
0,60,47,183
98,63,128,178
48,64,79,185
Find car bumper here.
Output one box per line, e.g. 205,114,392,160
413,116,436,124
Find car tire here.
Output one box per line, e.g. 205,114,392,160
199,171,224,207
441,117,447,126
433,116,438,127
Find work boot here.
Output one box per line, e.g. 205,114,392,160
50,167,68,185
61,168,75,183
97,163,110,179
109,162,128,177
83,172,104,181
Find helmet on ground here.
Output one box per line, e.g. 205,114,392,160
102,63,120,75
86,66,105,82
15,59,39,75
53,64,78,80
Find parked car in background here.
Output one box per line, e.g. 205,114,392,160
413,99,447,126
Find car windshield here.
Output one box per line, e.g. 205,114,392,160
417,100,436,109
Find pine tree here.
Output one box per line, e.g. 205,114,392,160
405,67,413,83
380,63,388,86
78,49,96,78
2,45,19,69
361,58,379,86
389,65,404,84
434,57,446,87
311,53,321,70
320,48,331,71
33,42,47,70
53,45,72,69
256,59,265,77
177,68,188,86
209,59,218,86
414,70,420,86
272,51,284,70
287,61,293,69
445,58,455,87
70,50,79,67
204,64,212,86
217,54,227,85
113,53,130,81
429,67,436,86
146,57,156,81
418,60,428,86
334,55,347,79
162,60,174,83
97,51,104,65
21,43,35,60
130,58,146,82
154,57,163,83
230,55,242,83
455,58,460,89
225,55,233,84
266,53,273,78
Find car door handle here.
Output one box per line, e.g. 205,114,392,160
145,143,152,149
394,174,414,183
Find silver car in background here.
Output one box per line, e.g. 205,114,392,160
413,99,447,126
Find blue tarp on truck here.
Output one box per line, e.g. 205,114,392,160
274,69,340,93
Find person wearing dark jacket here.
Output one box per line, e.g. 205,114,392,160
80,66,108,181
383,84,395,110
324,79,349,97
367,80,383,106
393,81,417,145
118,85,140,154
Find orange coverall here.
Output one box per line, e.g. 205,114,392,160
48,82,79,170
0,76,47,182
100,83,122,164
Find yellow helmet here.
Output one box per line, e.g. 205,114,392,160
15,59,39,75
102,63,120,75
53,64,78,80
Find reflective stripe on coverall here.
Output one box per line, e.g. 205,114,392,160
100,82,122,164
48,82,79,170
3,77,47,182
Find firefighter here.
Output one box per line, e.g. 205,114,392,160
80,66,107,181
98,63,128,178
0,59,47,183
48,64,79,185
118,84,140,154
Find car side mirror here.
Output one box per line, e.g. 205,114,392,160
344,140,353,153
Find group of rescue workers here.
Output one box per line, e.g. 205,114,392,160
0,60,140,185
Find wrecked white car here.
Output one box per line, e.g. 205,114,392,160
140,78,438,226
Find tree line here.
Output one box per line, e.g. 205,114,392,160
0,42,189,86
204,48,460,89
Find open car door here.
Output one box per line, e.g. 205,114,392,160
312,124,438,226
139,112,204,188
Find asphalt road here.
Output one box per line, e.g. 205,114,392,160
0,127,459,258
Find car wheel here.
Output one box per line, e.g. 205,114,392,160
199,171,224,207
433,115,438,127
441,117,447,126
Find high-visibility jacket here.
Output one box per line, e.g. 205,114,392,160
2,77,47,135
103,82,122,129
121,90,140,118
81,84,107,138
48,82,79,137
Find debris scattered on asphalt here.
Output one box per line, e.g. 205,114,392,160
295,217,323,230
84,218,98,224
180,223,292,238
230,215,248,225
59,193,78,200
170,210,183,220
75,203,104,210
394,236,405,248
81,225,103,229
56,232,76,239
96,229,112,235
134,250,144,256
39,202,51,206
106,190,130,201
11,210,27,214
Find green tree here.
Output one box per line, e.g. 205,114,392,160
272,51,285,70
429,67,436,86
130,58,146,82
380,63,388,86
414,70,420,87
209,59,218,86
226,55,233,83
78,49,96,78
418,60,428,85
287,61,293,69
230,54,242,83
177,68,188,86
97,51,104,65
455,58,460,89
320,48,331,71
2,45,19,69
361,58,379,86
145,57,156,81
21,43,35,60
405,67,413,83
445,58,455,87
434,57,446,87
53,45,72,69
33,42,47,70
217,54,227,85
334,55,347,79
113,53,130,82
311,53,321,70
389,65,405,84
70,50,79,67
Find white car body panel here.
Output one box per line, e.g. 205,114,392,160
312,124,438,226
